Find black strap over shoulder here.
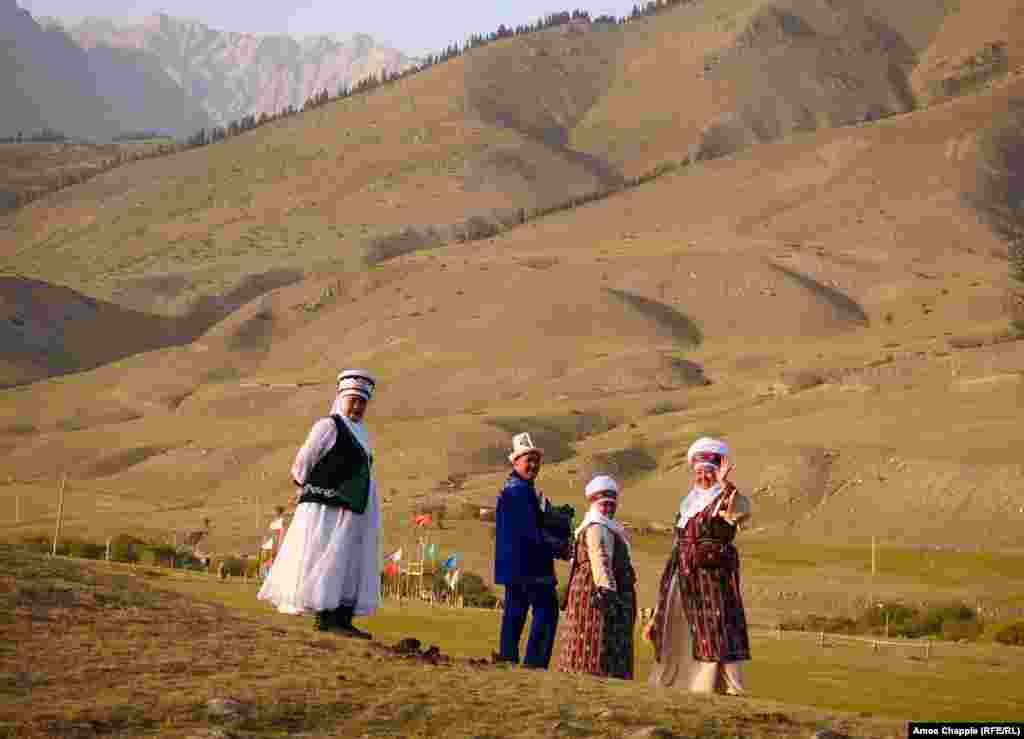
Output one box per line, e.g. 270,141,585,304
298,415,371,513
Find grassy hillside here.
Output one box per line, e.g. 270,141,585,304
6,546,1023,739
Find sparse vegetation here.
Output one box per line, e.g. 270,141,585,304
781,601,984,641
927,42,1009,101
992,621,1024,646
589,446,659,481
457,571,499,609
647,400,683,415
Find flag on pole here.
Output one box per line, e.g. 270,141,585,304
424,542,438,560
414,513,433,527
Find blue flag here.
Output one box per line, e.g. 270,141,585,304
442,554,460,570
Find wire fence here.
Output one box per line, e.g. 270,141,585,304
749,626,937,659
0,474,268,538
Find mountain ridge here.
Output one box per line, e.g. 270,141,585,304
58,11,419,127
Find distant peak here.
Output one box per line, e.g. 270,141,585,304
142,12,209,32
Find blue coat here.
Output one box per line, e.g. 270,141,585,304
494,473,559,585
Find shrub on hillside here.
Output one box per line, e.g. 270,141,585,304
459,572,498,609
779,614,858,634
647,401,684,416
64,538,105,559
863,601,981,640
780,601,982,641
109,534,147,563
992,621,1024,646
18,535,52,554
219,556,246,577
138,544,176,567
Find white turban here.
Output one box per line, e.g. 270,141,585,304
686,437,730,470
585,474,619,502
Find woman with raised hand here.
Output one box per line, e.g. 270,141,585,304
557,475,637,680
647,437,752,694
258,369,382,638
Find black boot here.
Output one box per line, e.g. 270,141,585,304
314,609,334,632
335,604,372,640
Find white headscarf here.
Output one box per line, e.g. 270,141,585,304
330,395,372,457
678,437,730,529
575,475,630,554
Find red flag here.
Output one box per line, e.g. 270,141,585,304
414,513,433,527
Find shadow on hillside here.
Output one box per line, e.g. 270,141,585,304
484,412,619,466
80,445,175,478
0,269,302,388
765,262,869,325
604,288,703,347
586,445,659,481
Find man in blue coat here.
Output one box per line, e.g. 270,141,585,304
494,432,568,668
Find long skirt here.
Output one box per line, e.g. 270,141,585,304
558,573,636,679
648,576,747,693
257,494,381,617
681,563,750,663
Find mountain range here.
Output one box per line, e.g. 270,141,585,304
1,0,416,139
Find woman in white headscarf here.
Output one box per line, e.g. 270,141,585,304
257,369,383,638
646,437,752,694
557,475,637,680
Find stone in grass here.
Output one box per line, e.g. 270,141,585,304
628,727,679,739
550,719,594,736
205,697,253,721
393,637,422,654
186,730,235,739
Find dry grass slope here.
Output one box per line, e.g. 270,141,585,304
14,546,1023,738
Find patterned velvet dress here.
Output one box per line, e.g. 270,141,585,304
557,524,637,679
653,490,750,664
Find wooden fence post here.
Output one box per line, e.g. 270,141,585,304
51,476,67,556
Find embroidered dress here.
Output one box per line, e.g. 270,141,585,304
257,398,382,617
653,486,750,660
557,523,637,679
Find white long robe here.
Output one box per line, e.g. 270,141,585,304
257,399,382,616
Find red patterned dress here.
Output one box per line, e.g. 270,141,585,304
653,488,750,664
557,523,637,679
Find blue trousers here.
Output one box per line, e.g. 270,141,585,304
499,582,559,668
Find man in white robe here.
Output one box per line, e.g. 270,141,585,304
257,369,383,637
